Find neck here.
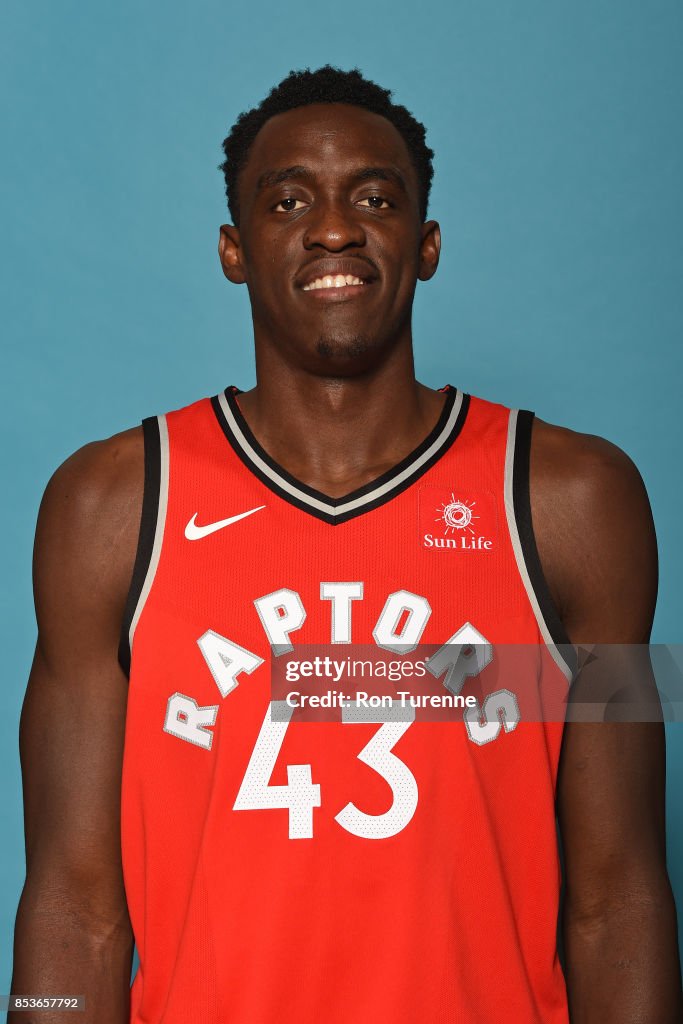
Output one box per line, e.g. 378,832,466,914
236,339,448,498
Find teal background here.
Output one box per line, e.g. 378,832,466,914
1,0,681,990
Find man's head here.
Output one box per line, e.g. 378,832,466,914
218,67,440,377
220,66,435,225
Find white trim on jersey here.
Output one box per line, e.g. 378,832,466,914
216,388,465,519
504,409,574,682
128,413,170,660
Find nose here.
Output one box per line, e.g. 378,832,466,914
302,197,366,252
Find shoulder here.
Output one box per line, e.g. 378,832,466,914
529,417,648,506
34,426,145,629
39,426,144,547
528,418,657,643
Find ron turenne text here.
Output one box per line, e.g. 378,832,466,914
285,690,478,709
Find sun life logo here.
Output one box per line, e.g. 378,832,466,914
436,494,479,535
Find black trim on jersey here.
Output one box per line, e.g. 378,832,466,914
513,410,576,671
210,386,470,525
118,416,161,679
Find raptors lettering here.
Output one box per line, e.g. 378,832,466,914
161,583,520,766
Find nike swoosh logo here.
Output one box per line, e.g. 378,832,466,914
184,505,266,540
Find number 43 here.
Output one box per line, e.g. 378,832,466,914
232,692,519,840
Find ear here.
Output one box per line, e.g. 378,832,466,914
418,220,441,281
218,224,247,284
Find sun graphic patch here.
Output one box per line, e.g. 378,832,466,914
437,495,478,534
419,486,498,552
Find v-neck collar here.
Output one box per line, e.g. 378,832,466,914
210,385,470,525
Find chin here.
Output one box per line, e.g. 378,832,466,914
308,333,398,378
315,335,374,361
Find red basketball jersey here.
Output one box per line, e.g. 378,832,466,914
119,385,573,1023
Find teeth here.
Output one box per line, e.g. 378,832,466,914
302,274,366,291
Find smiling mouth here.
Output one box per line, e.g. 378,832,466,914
302,274,367,292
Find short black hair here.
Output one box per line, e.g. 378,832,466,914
219,65,434,224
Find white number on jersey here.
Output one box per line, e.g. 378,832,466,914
233,701,321,839
233,701,418,840
336,702,418,839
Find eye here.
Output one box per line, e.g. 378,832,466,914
358,195,391,209
274,197,307,212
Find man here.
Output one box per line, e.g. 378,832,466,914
10,66,681,1023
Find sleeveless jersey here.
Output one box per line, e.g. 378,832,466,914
119,385,574,1024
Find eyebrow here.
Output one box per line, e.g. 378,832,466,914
255,164,408,193
256,166,310,191
354,166,408,192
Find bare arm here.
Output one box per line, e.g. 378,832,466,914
532,420,682,1023
9,428,143,1024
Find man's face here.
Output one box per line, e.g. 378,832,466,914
219,103,440,375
